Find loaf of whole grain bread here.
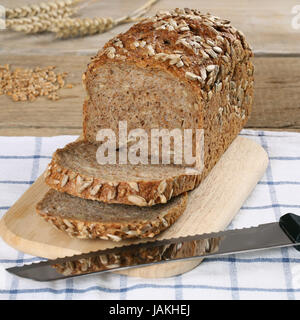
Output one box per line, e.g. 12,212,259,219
83,8,254,181
36,8,254,253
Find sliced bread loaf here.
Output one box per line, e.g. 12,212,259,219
44,140,201,206
36,189,188,240
83,8,253,172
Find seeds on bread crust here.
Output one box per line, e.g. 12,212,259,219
159,194,167,204
157,180,167,194
107,234,122,242
99,255,108,265
106,188,116,200
161,218,169,227
127,195,147,206
90,184,102,196
148,199,155,206
185,71,200,81
169,188,174,200
77,178,93,193
61,174,69,187
128,182,139,192
44,165,52,178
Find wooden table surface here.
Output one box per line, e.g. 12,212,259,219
0,0,300,136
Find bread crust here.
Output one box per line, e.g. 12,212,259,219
36,190,188,240
84,9,252,106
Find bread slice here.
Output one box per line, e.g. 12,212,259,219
36,189,188,241
44,140,201,206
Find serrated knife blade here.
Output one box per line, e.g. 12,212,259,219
6,213,300,281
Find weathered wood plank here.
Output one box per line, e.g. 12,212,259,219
1,0,300,55
0,55,299,135
248,57,300,130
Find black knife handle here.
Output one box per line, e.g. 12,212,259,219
279,213,300,251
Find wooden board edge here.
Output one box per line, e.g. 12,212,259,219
0,217,82,259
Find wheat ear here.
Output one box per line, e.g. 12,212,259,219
6,8,77,33
52,0,159,38
5,0,81,19
51,17,115,38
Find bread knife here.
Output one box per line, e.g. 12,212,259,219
6,213,300,281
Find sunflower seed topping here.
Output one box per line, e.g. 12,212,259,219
148,199,155,206
140,40,146,48
90,184,102,196
106,264,121,269
161,218,169,227
158,180,167,194
105,47,116,59
128,195,147,206
200,49,210,59
206,39,215,46
216,82,223,92
61,174,69,187
107,189,116,200
180,26,190,31
107,234,122,242
128,182,139,192
207,90,213,101
176,60,184,67
133,41,140,48
125,230,139,236
185,71,201,81
200,67,207,80
146,44,155,56
160,194,167,203
63,219,74,229
205,48,218,59
44,166,51,178
213,46,223,53
206,64,216,72
78,179,93,193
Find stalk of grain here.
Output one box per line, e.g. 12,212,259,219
6,8,77,33
52,0,159,38
52,17,116,38
5,0,159,38
5,0,81,19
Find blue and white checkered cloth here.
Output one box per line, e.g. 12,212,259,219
0,129,300,300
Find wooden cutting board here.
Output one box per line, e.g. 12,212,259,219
0,136,268,278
